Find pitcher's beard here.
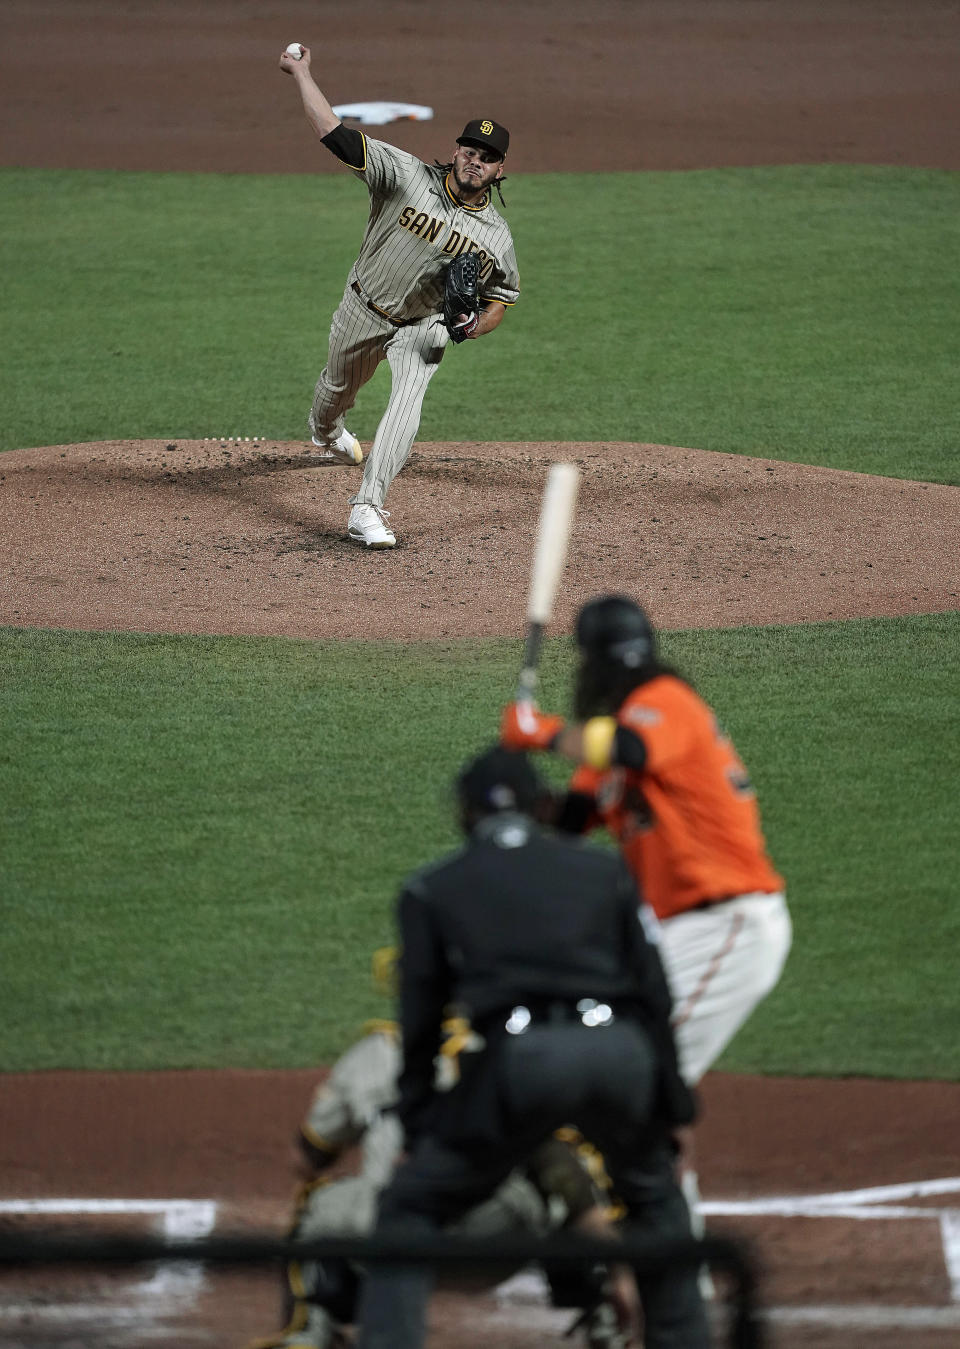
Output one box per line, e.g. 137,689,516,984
453,167,485,196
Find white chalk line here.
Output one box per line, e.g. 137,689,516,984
498,1178,960,1322
0,1208,215,1230
703,1175,960,1214
702,1201,954,1220
0,1302,210,1331
941,1211,960,1302
2,1185,959,1330
702,1177,960,1307
767,1305,960,1329
0,1199,217,1325
495,1276,960,1330
0,1199,217,1230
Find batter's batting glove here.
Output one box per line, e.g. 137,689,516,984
501,700,565,752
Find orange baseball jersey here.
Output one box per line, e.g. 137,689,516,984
568,675,784,919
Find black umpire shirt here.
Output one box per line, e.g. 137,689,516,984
394,812,694,1143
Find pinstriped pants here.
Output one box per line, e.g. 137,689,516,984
309,285,449,508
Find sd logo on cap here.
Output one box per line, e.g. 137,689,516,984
457,118,510,159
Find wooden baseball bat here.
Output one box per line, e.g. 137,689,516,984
516,462,580,702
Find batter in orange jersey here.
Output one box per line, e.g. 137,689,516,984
566,675,784,920
501,594,792,1263
501,595,791,1086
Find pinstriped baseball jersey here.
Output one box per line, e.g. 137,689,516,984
341,135,520,321
308,127,521,536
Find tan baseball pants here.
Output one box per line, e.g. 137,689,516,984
309,284,449,509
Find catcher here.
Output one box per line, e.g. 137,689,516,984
246,965,636,1349
280,42,519,549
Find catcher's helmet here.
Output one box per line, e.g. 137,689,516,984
575,595,655,669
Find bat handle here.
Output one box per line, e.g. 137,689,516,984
515,666,538,703
515,622,543,703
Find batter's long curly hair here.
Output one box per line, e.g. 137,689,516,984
573,654,686,720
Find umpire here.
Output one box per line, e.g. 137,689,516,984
356,746,710,1349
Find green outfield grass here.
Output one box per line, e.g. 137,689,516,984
1,164,958,481
2,615,957,1078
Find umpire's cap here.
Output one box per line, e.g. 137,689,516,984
457,745,543,815
576,595,656,669
457,118,510,159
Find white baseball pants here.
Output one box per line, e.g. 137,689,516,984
658,891,792,1086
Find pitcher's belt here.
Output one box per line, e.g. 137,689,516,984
351,280,422,328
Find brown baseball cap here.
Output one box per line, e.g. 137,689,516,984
457,118,510,159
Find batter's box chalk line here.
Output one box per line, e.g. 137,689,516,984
497,1179,960,1311
702,1177,960,1304
0,1198,218,1317
3,1184,959,1325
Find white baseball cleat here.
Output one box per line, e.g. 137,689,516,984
348,503,396,549
311,428,363,465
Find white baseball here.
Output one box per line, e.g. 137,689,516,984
285,42,304,59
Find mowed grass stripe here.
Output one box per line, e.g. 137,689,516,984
1,165,958,481
2,614,957,1076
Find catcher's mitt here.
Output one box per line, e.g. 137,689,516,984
442,253,481,343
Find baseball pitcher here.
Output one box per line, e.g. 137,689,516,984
279,44,520,549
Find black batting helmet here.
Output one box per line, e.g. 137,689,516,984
575,595,656,669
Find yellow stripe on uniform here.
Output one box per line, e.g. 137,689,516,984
346,130,368,172
299,1122,338,1155
361,1018,400,1038
287,1260,309,1300
443,173,490,210
439,1015,475,1059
